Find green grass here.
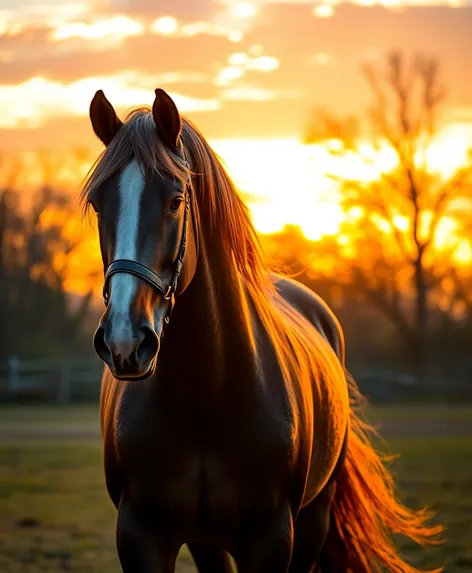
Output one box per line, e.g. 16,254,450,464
1,403,471,425
388,438,472,571
0,406,471,571
0,440,196,572
0,404,99,428
367,405,472,423
1,403,472,436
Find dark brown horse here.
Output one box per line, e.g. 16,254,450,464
83,88,442,572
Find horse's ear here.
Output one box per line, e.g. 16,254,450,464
152,88,182,150
89,90,123,146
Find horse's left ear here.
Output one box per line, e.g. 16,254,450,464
152,88,182,150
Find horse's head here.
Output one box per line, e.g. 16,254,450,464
86,89,198,380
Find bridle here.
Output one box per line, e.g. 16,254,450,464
102,162,191,330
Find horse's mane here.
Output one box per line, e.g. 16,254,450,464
81,107,272,297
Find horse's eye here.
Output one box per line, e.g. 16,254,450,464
169,198,183,213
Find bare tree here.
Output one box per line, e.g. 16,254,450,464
306,52,472,381
0,185,97,360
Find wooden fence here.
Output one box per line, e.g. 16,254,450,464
0,356,103,403
0,356,469,404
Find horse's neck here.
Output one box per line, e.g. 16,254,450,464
163,236,258,391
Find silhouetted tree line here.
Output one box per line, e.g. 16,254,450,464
264,226,471,393
291,51,472,392
1,52,470,400
0,186,97,362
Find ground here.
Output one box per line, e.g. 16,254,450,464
0,405,471,572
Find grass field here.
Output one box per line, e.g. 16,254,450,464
0,405,471,572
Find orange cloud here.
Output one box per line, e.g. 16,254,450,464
51,15,145,44
0,73,220,128
221,86,300,100
0,1,471,146
0,2,91,34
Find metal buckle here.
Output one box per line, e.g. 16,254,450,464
163,285,173,300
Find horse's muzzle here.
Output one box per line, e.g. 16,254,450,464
93,322,160,380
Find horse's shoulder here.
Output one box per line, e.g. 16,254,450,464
270,273,345,364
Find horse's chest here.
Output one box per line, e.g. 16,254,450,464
114,400,292,534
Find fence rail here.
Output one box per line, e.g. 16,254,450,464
0,356,470,404
0,356,103,403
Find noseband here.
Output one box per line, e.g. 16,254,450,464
102,177,191,330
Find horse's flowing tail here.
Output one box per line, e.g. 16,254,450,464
320,371,443,573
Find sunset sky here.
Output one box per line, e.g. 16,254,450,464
1,0,471,253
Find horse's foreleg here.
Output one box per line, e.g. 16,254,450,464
187,542,234,572
116,501,178,573
234,504,294,573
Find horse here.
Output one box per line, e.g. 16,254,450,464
82,87,442,572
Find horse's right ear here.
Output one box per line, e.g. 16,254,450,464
89,90,123,146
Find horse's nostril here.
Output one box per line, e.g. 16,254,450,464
136,327,160,366
93,325,110,362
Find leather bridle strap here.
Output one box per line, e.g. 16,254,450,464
102,186,191,329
